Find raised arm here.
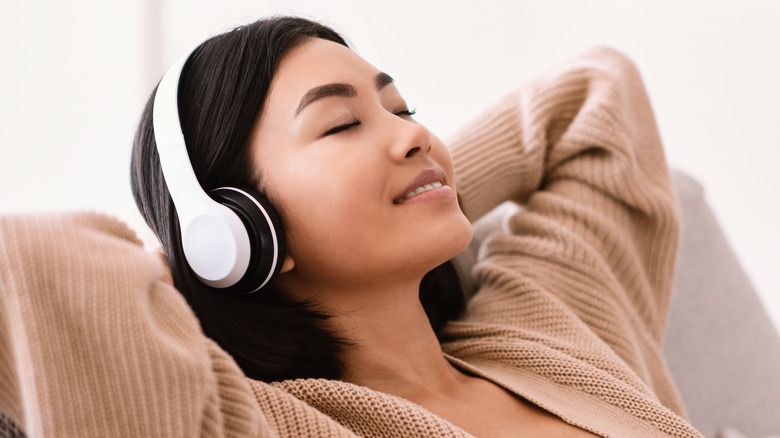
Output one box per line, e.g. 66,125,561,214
445,47,686,416
0,213,271,437
449,46,678,336
450,46,674,225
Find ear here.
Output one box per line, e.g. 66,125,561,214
280,253,295,274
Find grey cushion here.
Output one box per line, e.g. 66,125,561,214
664,171,780,438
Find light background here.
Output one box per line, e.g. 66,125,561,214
2,0,778,331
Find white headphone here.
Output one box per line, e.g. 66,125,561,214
152,47,285,293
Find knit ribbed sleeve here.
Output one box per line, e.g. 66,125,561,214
0,213,267,437
443,47,699,437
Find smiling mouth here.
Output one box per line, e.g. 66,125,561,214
395,181,444,203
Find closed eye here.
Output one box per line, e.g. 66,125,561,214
322,108,415,137
324,120,361,136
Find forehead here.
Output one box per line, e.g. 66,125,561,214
267,38,382,108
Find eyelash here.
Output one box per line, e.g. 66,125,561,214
323,108,417,136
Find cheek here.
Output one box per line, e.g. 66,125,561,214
270,154,392,264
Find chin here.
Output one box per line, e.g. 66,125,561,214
434,212,474,265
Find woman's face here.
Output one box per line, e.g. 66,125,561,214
251,38,472,295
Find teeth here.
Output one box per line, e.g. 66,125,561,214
400,181,443,202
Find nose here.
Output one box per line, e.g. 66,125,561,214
389,118,432,163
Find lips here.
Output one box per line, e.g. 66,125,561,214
397,181,444,202
393,168,447,204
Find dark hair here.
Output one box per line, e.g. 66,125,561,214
131,16,465,382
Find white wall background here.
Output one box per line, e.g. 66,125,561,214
2,0,778,331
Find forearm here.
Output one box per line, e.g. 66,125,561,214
448,46,675,227
0,213,264,437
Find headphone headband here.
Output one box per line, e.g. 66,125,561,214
152,47,256,289
152,49,204,216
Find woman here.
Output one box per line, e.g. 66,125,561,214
131,16,701,437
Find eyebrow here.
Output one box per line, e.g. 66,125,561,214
295,72,395,116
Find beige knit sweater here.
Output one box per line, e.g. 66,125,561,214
0,47,702,437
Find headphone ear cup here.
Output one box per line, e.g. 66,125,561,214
209,187,286,294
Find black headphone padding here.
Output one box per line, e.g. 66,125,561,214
209,187,286,294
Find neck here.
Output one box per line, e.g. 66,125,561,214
321,277,467,400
